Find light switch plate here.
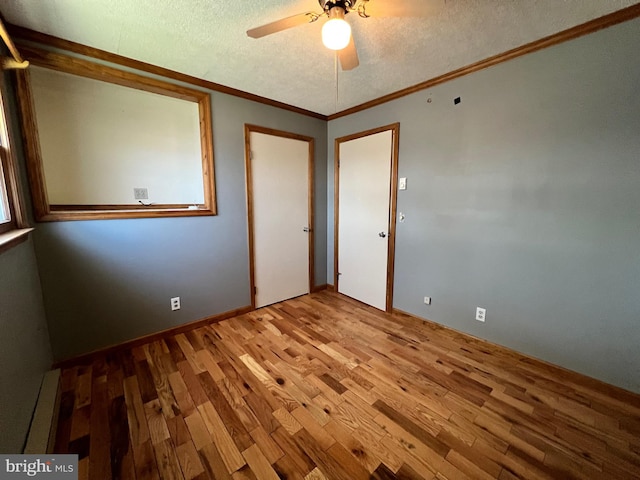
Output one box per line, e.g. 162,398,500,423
398,177,407,190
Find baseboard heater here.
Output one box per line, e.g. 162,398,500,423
24,369,61,454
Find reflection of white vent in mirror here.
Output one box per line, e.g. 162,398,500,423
134,188,148,200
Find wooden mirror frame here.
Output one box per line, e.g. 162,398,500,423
15,46,216,221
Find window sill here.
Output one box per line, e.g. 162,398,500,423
0,227,34,255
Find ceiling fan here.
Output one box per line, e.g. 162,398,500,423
247,0,440,71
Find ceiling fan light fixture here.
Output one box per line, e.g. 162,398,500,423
322,7,351,50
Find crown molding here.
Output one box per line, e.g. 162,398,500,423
328,4,640,120
7,23,327,121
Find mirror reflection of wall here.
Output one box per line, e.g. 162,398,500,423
31,67,204,206
17,48,216,221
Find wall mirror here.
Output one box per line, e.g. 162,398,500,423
16,46,216,221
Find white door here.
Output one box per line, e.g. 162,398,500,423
337,129,395,311
249,130,311,308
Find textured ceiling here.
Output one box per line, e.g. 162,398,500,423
1,0,638,116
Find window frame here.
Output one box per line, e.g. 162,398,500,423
15,46,217,222
0,73,26,235
0,156,16,234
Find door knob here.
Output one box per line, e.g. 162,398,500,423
378,231,387,238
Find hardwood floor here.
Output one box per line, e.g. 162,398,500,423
53,291,640,479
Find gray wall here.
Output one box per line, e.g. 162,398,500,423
0,68,52,452
328,18,640,392
34,74,327,361
0,240,52,453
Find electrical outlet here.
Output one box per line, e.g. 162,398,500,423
134,187,148,200
476,307,486,322
171,297,181,311
424,296,431,305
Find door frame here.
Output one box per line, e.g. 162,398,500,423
334,123,400,312
244,124,315,309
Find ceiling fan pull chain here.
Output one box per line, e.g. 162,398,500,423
335,50,339,113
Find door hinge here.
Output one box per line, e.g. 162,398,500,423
254,286,257,294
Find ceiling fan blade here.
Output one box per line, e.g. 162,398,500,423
361,0,444,17
247,12,318,39
338,35,359,71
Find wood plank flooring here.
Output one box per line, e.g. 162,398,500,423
53,291,640,479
